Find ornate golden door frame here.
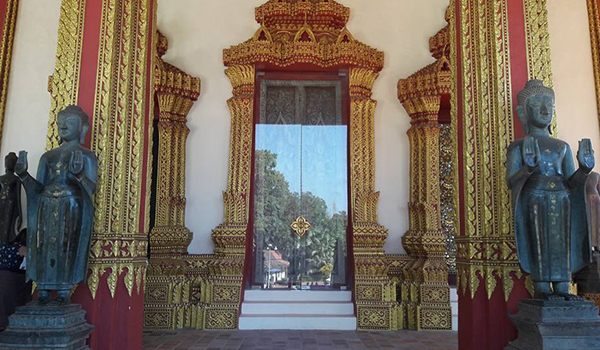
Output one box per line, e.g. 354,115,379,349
206,0,398,330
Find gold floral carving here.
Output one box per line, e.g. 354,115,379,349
588,0,600,131
144,31,202,331
85,0,156,300
453,0,554,302
0,0,18,153
290,215,311,238
46,0,86,149
211,0,393,330
455,0,517,302
523,0,557,134
223,0,383,70
145,254,212,330
524,0,553,88
397,22,453,331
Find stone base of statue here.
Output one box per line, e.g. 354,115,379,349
505,299,600,350
0,303,94,349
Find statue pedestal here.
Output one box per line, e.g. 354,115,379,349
0,303,94,349
506,299,600,350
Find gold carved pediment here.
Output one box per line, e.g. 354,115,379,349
223,0,383,71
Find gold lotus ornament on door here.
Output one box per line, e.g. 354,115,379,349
290,215,311,238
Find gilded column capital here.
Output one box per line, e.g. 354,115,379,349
225,65,255,97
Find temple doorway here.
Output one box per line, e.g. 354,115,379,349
251,73,350,290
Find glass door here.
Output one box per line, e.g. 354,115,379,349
253,79,348,290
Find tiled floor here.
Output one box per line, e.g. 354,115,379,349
143,329,458,350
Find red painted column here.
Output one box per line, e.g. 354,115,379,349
454,0,536,349
51,0,157,349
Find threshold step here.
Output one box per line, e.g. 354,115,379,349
244,290,352,302
241,301,354,315
238,314,357,330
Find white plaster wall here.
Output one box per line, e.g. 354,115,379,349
548,0,600,155
1,0,61,183
158,0,449,254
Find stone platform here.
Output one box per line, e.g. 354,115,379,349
506,299,600,350
0,303,93,350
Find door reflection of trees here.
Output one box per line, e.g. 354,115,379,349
253,150,347,289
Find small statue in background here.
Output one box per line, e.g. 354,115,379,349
0,152,21,246
586,172,600,253
573,172,600,294
506,79,594,300
15,105,98,305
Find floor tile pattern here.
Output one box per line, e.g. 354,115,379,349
143,329,458,350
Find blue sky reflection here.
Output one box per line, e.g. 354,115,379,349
255,124,348,214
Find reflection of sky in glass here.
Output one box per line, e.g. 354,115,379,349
255,124,348,214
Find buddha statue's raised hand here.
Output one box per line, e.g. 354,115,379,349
578,138,595,174
15,150,27,178
522,136,541,171
69,150,84,179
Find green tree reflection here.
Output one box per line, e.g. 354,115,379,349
254,150,347,285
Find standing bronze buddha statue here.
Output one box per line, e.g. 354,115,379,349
15,105,98,305
506,79,594,300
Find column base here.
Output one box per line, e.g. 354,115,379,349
506,299,600,350
0,303,94,350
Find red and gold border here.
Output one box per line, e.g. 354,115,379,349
0,0,18,153
588,0,600,130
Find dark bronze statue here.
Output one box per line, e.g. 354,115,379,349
0,152,21,246
507,80,594,300
15,106,98,305
586,172,600,251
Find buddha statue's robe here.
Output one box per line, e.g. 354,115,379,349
22,146,96,291
508,137,592,283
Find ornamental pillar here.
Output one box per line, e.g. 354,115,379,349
144,31,202,330
46,0,156,349
348,68,400,330
452,0,555,348
207,64,255,329
398,53,452,330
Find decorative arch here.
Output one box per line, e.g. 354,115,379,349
207,0,398,330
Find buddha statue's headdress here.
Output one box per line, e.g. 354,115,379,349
517,79,554,107
516,79,555,135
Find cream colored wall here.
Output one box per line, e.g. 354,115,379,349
548,0,600,155
1,0,60,183
158,0,449,254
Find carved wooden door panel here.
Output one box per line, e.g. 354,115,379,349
252,79,348,290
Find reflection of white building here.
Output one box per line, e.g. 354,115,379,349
264,250,289,287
